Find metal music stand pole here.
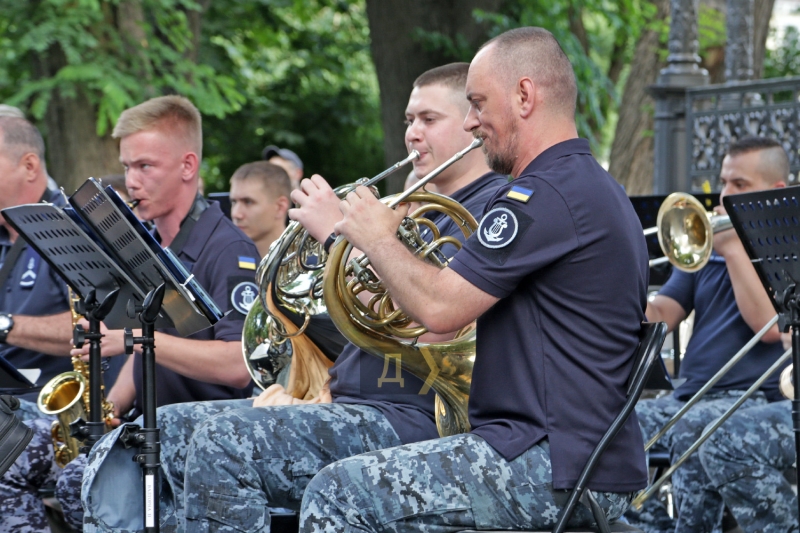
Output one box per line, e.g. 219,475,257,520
121,284,166,533
72,288,120,450
723,189,800,524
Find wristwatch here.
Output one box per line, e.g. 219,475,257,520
0,314,14,343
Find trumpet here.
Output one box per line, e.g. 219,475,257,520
646,193,732,272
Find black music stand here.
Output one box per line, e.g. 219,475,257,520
2,178,221,533
0,355,36,390
3,202,146,452
723,187,800,522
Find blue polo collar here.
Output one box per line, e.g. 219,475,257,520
519,138,592,177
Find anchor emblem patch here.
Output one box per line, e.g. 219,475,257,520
477,207,518,249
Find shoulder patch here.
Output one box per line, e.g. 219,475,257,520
506,185,533,203
238,256,257,270
230,279,258,316
478,207,519,249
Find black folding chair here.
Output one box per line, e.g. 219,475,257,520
460,321,669,533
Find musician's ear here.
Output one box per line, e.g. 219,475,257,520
19,152,41,182
180,152,199,182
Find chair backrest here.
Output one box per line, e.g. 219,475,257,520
552,322,668,533
627,322,672,395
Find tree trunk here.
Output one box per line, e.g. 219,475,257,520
44,89,122,193
753,0,775,78
607,0,670,195
34,48,121,194
366,0,503,194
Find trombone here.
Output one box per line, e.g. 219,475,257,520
633,192,785,508
646,193,732,272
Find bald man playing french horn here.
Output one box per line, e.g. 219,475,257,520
299,26,650,532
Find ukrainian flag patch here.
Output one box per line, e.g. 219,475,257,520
507,186,533,203
238,256,256,270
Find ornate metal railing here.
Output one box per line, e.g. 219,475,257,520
686,76,800,193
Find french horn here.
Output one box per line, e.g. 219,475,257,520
243,151,420,392
324,139,483,436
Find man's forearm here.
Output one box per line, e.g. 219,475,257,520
107,356,136,416
150,334,251,388
360,236,446,324
725,247,780,342
6,311,73,356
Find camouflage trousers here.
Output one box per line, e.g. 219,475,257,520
300,435,632,533
79,398,253,533
625,390,767,533
12,398,46,423
0,417,57,533
182,402,402,533
700,400,798,533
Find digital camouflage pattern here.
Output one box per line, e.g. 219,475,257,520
300,435,631,532
700,400,798,533
625,390,767,533
182,403,401,533
81,398,251,533
0,418,57,533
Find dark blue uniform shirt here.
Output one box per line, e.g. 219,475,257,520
330,172,507,444
449,139,649,493
0,187,72,402
659,252,785,401
132,199,258,413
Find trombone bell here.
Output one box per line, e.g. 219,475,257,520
653,193,732,273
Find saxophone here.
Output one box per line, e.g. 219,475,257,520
37,289,115,467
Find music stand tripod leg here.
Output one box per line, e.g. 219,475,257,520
70,288,120,451
122,284,166,533
84,289,120,449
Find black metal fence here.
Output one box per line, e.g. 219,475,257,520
685,76,800,193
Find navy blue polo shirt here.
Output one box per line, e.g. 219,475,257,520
659,252,786,401
132,200,258,412
449,139,649,492
0,187,72,402
330,172,507,444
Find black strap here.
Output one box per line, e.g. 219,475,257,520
168,194,209,254
0,239,26,291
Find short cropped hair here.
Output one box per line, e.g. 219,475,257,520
727,136,790,183
231,161,291,201
414,63,469,92
112,95,202,159
479,27,578,117
0,105,24,118
0,116,46,167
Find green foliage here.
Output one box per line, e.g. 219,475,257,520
765,26,800,79
0,0,245,136
0,0,383,192
200,0,383,192
697,4,727,50
473,0,655,155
